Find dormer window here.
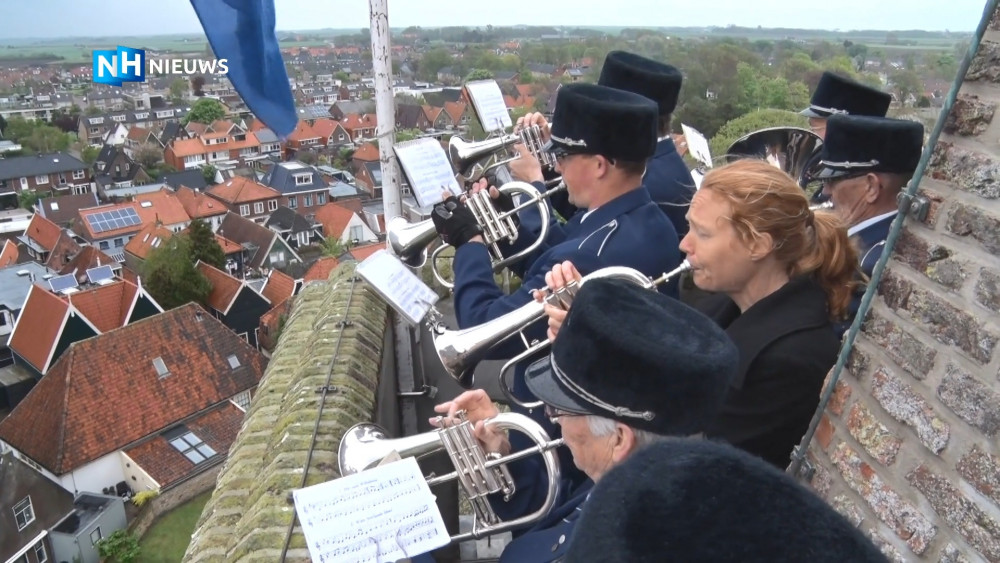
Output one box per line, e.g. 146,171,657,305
294,173,312,186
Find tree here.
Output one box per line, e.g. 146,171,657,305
395,128,423,142
188,218,226,269
96,530,141,563
465,68,494,82
183,97,225,125
142,236,212,309
321,236,344,257
18,190,41,211
201,164,218,184
81,144,100,165
169,78,187,102
419,48,453,81
133,143,163,168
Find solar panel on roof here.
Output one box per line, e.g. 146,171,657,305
86,265,114,284
87,208,142,234
48,273,79,293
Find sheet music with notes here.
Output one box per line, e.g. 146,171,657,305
356,249,439,326
293,456,449,563
393,137,462,209
681,123,713,169
465,79,512,133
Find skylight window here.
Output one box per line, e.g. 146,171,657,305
152,356,169,378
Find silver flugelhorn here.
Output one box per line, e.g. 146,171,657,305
387,180,567,289
724,126,823,188
449,123,557,183
431,261,692,404
338,410,564,543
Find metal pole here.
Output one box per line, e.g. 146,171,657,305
368,0,419,435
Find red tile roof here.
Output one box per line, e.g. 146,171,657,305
207,176,281,205
59,246,117,278
314,203,357,238
24,214,61,251
349,242,386,261
7,285,71,373
0,303,266,474
351,143,379,162
175,186,227,219
0,239,18,267
303,256,340,283
78,203,145,240
262,269,294,305
66,280,142,333
197,261,244,314
123,402,245,487
124,223,175,261
135,188,192,226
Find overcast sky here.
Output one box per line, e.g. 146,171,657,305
0,0,988,39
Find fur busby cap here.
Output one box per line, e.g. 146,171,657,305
524,278,738,436
565,439,890,563
598,50,683,115
800,71,892,118
814,114,924,180
543,82,658,162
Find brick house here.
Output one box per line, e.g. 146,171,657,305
206,177,282,224
259,161,330,216
0,153,92,199
163,120,262,171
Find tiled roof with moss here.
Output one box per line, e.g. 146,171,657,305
183,261,389,562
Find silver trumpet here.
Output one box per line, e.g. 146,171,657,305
449,123,557,182
431,260,692,406
810,200,834,211
387,179,567,289
338,409,564,543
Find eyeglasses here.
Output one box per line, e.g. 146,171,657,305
544,404,585,424
822,172,869,188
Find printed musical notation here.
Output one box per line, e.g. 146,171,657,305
356,250,439,326
293,456,449,563
464,79,512,134
393,137,463,209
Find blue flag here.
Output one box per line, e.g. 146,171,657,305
189,0,298,138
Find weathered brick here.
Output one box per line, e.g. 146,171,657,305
992,6,1000,30
809,452,832,497
893,228,967,291
908,464,1000,561
816,414,835,450
863,312,937,379
847,346,870,379
831,493,865,527
947,203,1000,255
871,367,950,454
867,530,908,563
881,272,998,364
957,445,1000,508
939,543,971,563
847,402,902,466
968,40,1000,82
829,380,852,416
938,363,1000,436
976,268,1000,314
929,142,1000,199
830,441,937,554
943,96,998,137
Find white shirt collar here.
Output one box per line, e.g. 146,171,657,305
580,207,599,223
848,210,897,237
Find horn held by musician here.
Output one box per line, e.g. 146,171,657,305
411,278,739,563
543,158,861,470
565,438,889,562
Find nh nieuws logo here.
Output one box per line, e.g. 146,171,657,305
92,46,229,86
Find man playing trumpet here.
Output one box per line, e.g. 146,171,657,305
414,278,739,562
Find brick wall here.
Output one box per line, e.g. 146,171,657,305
805,11,1000,562
127,462,223,539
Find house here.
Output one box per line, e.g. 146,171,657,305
174,186,227,232
0,240,17,268
0,451,74,563
284,120,323,160
74,203,146,259
339,113,377,142
34,192,100,228
443,100,473,131
349,143,382,198
265,207,324,249
163,120,261,171
0,153,92,200
251,128,283,166
313,203,378,247
123,222,175,273
422,105,453,130
196,261,272,348
260,161,331,216
206,176,282,224
309,118,351,148
58,245,120,281
16,214,83,270
160,169,209,192
216,212,301,272
396,103,431,130
0,303,267,496
48,493,127,563
7,278,163,379
93,144,151,195
256,269,298,353
134,188,192,232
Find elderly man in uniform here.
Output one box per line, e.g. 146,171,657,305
565,438,888,562
800,71,893,202
817,113,924,336
413,278,739,563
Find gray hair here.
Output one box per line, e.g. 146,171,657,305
586,415,668,450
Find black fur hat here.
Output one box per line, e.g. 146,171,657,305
565,439,890,562
800,71,891,118
598,50,683,115
814,114,924,180
544,82,658,162
524,278,738,436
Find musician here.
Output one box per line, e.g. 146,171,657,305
816,113,924,336
511,51,694,241
415,278,739,563
565,438,889,562
799,71,892,202
544,159,860,469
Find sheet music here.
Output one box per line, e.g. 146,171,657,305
356,250,439,325
681,123,713,169
393,137,463,208
465,79,512,133
293,456,449,563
